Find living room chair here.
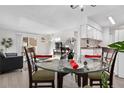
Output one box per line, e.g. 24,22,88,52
24,47,55,88
88,47,118,88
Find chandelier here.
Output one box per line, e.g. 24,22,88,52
70,5,96,12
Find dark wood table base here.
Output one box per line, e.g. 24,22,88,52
57,72,69,88
57,72,88,88
82,73,88,87
77,73,88,87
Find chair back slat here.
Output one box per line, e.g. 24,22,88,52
102,47,116,71
28,47,38,71
28,47,37,63
102,47,114,63
24,47,33,82
110,51,118,84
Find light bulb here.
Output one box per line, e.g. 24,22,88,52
79,5,83,8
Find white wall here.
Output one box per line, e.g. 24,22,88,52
0,28,52,55
102,27,116,47
114,29,124,78
0,29,17,53
101,27,111,47
18,32,52,55
87,18,102,31
37,34,51,55
54,31,75,42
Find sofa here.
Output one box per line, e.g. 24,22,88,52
0,52,23,73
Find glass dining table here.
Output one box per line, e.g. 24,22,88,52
36,58,109,88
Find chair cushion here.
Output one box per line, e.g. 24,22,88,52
88,71,110,80
32,70,54,81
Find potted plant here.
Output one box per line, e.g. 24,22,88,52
101,71,109,88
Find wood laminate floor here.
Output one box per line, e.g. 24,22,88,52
0,65,124,88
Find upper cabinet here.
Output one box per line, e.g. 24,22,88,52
96,30,103,40
80,18,103,43
81,25,103,41
87,25,94,39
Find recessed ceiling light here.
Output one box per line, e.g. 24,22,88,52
108,16,116,25
79,5,84,8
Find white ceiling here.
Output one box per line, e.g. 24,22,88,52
0,5,124,34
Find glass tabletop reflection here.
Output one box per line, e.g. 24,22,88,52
36,59,109,74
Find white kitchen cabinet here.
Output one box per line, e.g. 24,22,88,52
96,30,102,40
87,30,93,39
81,25,103,41
80,25,87,38
88,26,102,41
93,29,97,39
99,31,103,40
96,30,99,40
88,25,102,40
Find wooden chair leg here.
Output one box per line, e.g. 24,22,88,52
29,82,32,88
100,80,102,88
110,81,113,88
52,81,55,88
35,82,37,88
110,84,113,88
77,75,81,87
90,79,93,87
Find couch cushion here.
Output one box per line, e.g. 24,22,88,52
5,53,17,57
32,70,54,81
0,52,5,59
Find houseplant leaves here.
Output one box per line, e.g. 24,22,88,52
108,41,124,52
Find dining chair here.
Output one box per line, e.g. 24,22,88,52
88,47,118,88
24,47,55,88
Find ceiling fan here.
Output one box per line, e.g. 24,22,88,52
70,5,96,12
